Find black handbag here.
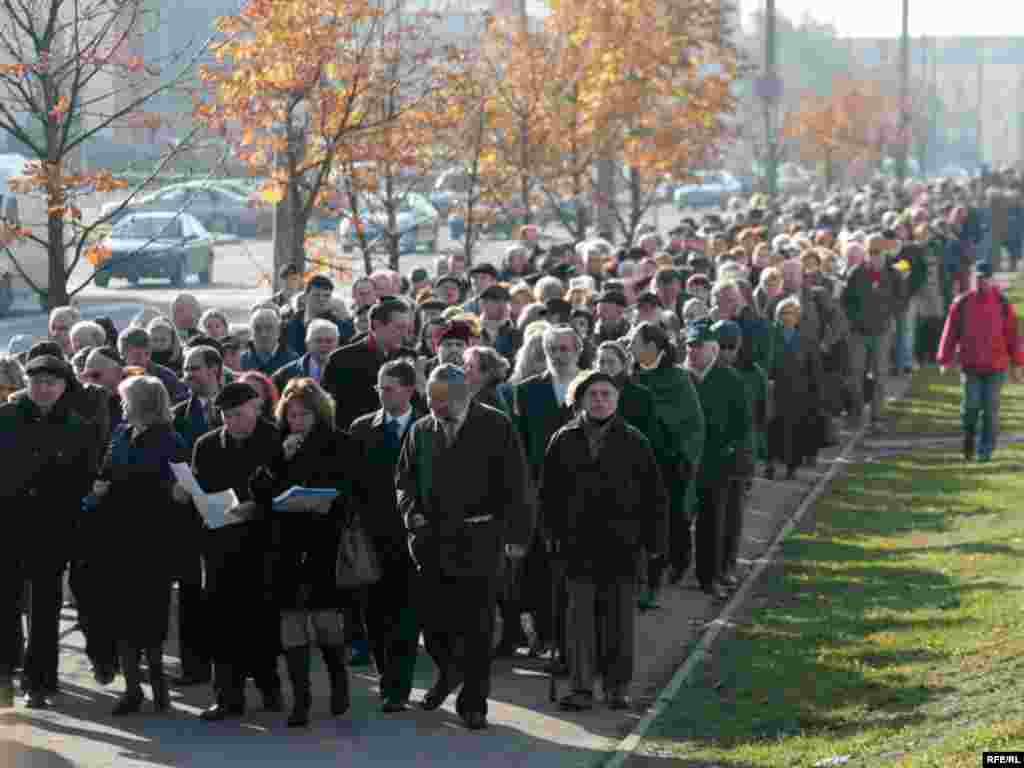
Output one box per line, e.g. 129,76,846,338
335,513,382,588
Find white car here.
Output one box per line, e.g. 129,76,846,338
673,171,743,209
339,192,440,254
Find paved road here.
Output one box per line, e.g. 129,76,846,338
1,203,696,350
0,424,864,768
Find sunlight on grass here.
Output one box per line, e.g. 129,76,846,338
635,275,1024,768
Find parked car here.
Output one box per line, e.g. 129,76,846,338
93,212,216,288
101,181,272,237
673,171,743,209
338,191,440,254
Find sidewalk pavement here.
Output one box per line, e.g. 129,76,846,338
1,377,912,768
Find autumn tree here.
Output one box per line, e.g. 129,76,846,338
197,0,453,288
784,77,892,189
0,0,206,309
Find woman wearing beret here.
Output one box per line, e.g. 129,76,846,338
541,370,668,712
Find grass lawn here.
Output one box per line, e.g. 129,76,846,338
633,277,1024,768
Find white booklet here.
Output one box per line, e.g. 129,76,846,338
170,463,242,529
272,486,339,515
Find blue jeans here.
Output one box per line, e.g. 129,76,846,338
894,299,918,370
962,371,1007,458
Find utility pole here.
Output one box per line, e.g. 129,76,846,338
1018,73,1024,172
977,49,985,170
763,0,778,200
896,0,910,185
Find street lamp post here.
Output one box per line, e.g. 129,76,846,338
896,0,910,186
763,0,778,200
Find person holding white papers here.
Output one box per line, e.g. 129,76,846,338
172,381,285,722
242,377,356,728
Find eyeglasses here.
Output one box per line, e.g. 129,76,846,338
80,370,103,381
719,343,738,351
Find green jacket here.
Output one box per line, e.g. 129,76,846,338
632,363,704,520
689,362,752,486
733,362,769,461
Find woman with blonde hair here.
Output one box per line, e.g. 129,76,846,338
509,327,550,384
87,375,189,715
146,316,183,375
244,377,357,727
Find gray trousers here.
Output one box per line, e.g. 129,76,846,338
565,579,635,696
846,329,893,424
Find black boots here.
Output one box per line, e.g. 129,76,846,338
112,647,144,716
146,647,170,712
321,645,350,717
284,647,311,728
964,430,976,461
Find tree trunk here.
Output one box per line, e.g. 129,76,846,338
47,211,68,310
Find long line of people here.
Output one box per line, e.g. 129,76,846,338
1,169,1021,728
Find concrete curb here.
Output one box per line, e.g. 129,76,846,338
600,419,872,768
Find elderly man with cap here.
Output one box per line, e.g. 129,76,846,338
173,381,285,721
462,263,500,315
396,364,535,730
593,291,631,344
937,261,1024,462
477,284,522,362
542,369,668,712
434,274,464,307
682,321,752,600
633,292,664,328
0,355,99,709
711,319,764,587
424,320,472,381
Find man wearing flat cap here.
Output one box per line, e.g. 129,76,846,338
0,356,99,709
593,291,631,344
434,275,464,307
541,369,668,712
682,321,751,601
173,381,285,721
463,263,500,315
477,284,522,362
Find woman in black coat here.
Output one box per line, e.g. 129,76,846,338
89,375,190,715
766,296,824,480
245,377,356,728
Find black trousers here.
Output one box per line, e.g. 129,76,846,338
177,555,210,679
418,567,496,717
205,525,280,704
68,561,117,674
695,483,729,590
365,547,419,703
721,478,746,575
0,560,63,691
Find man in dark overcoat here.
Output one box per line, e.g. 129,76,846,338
541,371,668,712
322,298,415,431
0,356,98,709
176,382,284,721
396,364,535,730
169,345,225,686
348,359,426,713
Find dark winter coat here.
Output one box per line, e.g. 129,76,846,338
767,324,824,468
541,413,668,581
321,335,419,432
256,424,357,610
90,423,190,646
0,393,98,564
349,404,426,566
396,401,536,583
841,262,906,337
688,361,752,487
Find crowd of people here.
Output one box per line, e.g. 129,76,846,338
1,168,1022,731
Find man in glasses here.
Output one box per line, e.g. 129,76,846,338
80,347,126,432
710,320,765,592
682,321,752,602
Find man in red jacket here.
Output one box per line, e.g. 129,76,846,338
937,261,1024,461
